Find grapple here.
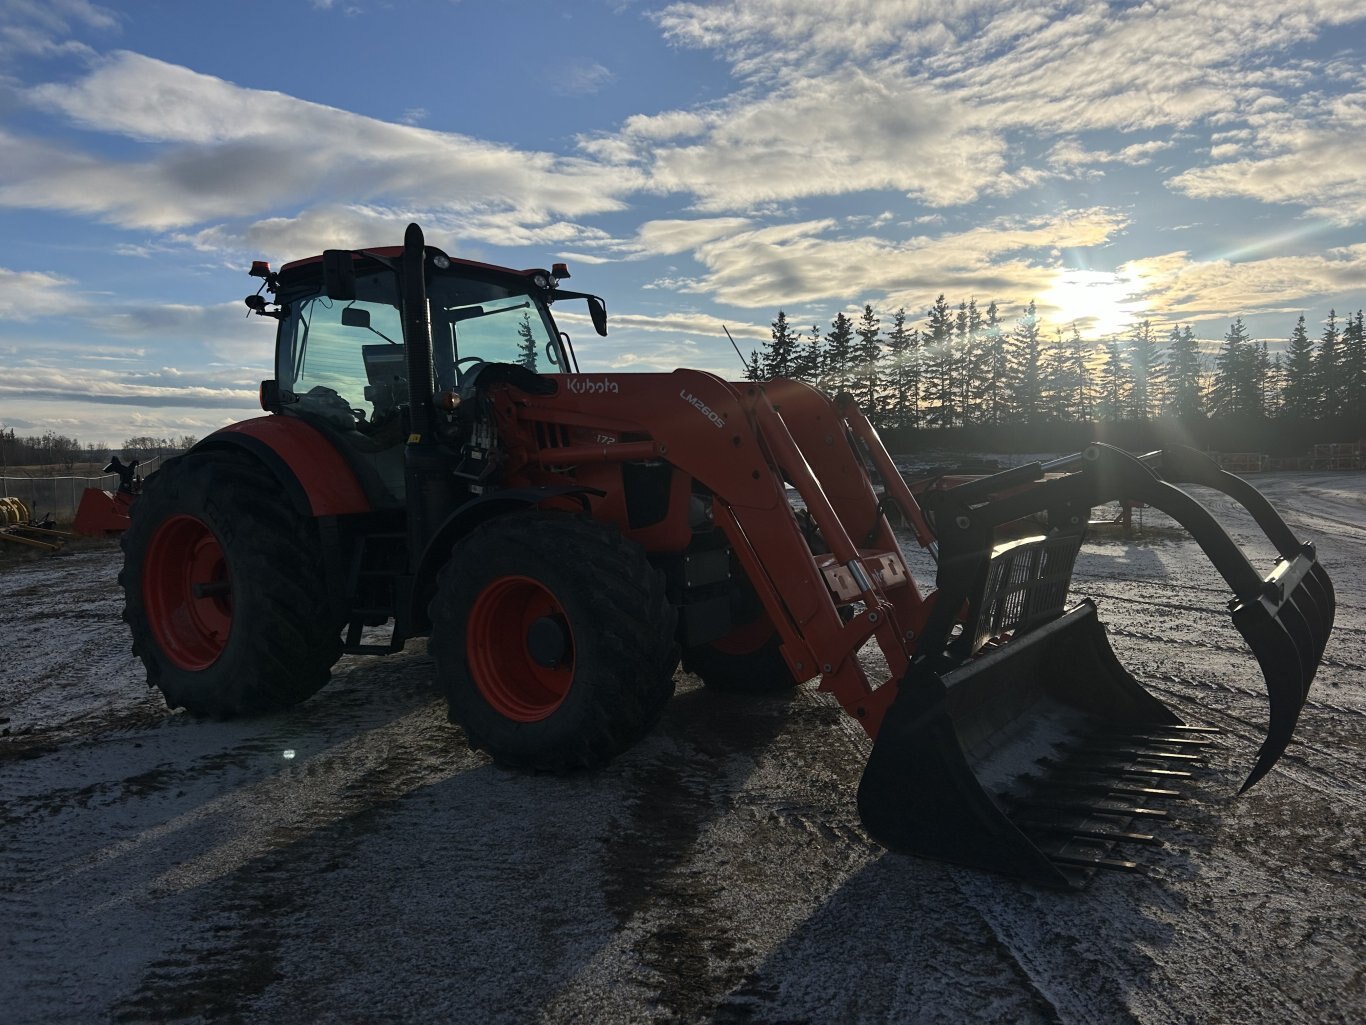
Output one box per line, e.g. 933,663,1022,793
856,443,1334,887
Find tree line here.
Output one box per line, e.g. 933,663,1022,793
0,429,198,473
744,299,1366,437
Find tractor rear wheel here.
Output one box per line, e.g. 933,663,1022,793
120,450,341,716
429,510,677,771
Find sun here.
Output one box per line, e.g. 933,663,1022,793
1040,269,1148,338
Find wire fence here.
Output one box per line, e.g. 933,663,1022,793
0,456,164,524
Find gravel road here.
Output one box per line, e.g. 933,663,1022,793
2,473,1362,1024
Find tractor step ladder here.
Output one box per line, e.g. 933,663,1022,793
342,529,406,655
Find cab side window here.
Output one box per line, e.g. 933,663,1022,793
280,274,405,435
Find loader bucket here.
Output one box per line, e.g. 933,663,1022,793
858,602,1193,888
857,444,1334,886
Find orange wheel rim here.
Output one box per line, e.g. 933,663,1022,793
467,575,574,721
144,514,232,670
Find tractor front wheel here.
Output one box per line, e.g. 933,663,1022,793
120,450,341,716
682,613,804,694
429,511,677,771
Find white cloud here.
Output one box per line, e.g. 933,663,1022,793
654,1,1004,77
0,267,73,319
635,218,753,256
679,209,1129,309
554,308,760,376
179,204,625,268
92,300,276,365
1048,138,1175,169
1122,245,1366,324
552,60,616,98
632,70,1007,212
0,361,259,408
647,0,1366,215
0,0,116,60
617,110,708,142
1169,92,1366,224
6,52,643,233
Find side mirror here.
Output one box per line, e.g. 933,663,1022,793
322,250,357,301
341,306,371,329
587,296,607,336
259,379,281,412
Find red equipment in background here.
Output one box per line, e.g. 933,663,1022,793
73,456,140,536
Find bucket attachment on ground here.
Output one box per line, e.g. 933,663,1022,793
857,443,1334,887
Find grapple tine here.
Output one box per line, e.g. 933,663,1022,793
1231,553,1331,790
1234,611,1306,792
1087,445,1335,790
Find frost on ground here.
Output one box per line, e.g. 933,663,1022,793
1,473,1363,1025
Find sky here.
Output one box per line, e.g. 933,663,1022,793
1,0,1365,447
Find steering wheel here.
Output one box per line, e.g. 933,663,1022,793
455,356,485,384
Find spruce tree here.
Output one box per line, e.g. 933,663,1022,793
1253,340,1271,418
1281,315,1316,420
982,301,1008,425
1097,338,1130,421
1164,324,1204,418
764,311,798,380
824,312,855,392
1209,318,1256,417
1008,301,1044,424
1066,324,1094,422
745,348,763,382
516,312,539,371
790,324,823,383
1345,311,1366,418
1314,310,1344,417
883,307,916,428
1265,351,1286,418
851,304,882,420
1128,319,1159,420
923,294,955,426
958,299,987,425
1040,327,1073,420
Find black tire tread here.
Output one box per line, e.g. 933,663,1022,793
428,511,677,771
120,449,341,716
682,629,800,694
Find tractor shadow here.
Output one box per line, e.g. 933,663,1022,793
50,660,1222,1025
90,677,800,1024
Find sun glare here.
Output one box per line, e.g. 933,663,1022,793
1041,270,1148,338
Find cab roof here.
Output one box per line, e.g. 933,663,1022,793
278,246,548,280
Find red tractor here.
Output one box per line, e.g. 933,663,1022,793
120,224,1333,886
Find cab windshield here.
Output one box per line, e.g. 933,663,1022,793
275,265,564,435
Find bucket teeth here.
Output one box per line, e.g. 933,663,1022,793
1040,756,1195,780
1071,745,1205,763
1050,853,1145,874
1043,781,1184,800
1026,800,1171,819
1005,721,1216,878
1019,823,1162,846
1112,735,1215,748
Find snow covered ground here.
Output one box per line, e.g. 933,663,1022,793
1,472,1362,1024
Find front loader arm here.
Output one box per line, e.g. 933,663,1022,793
487,371,933,734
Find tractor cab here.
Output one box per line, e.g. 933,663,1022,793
248,243,590,504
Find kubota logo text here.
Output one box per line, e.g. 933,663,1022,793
568,377,619,395
681,389,725,429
